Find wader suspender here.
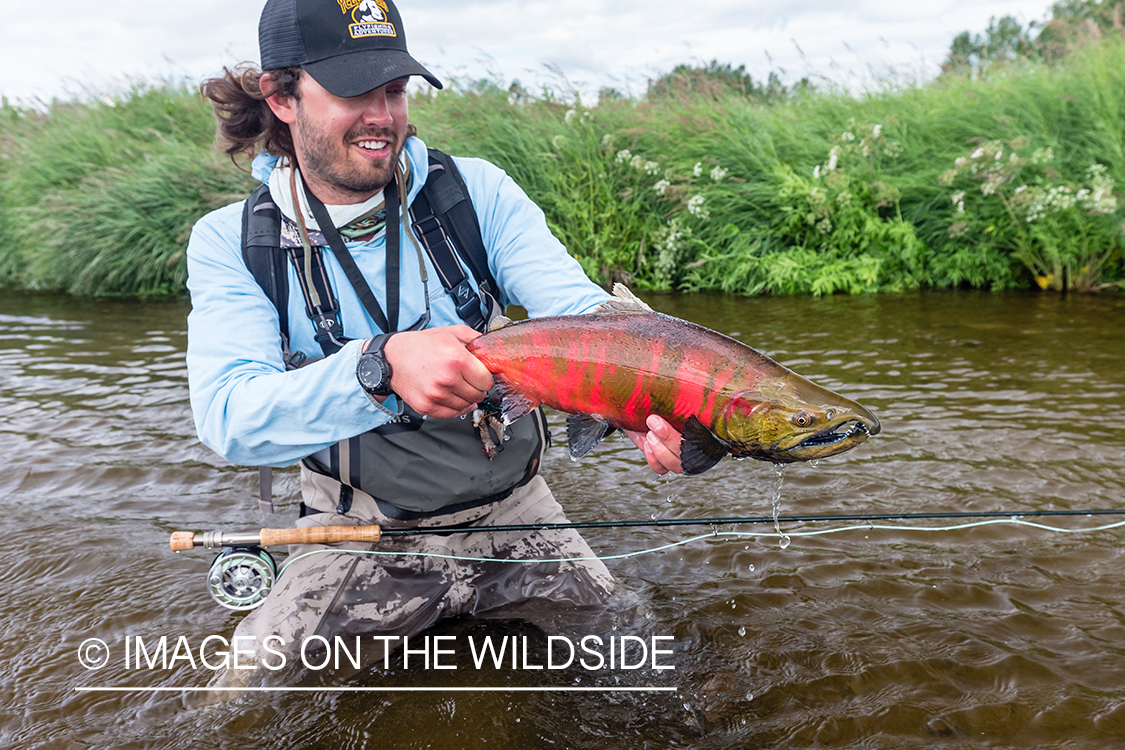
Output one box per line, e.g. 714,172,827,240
241,149,501,512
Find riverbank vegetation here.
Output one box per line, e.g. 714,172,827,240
2,23,1124,296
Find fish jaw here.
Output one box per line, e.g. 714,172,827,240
719,377,880,464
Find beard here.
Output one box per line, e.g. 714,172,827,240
293,108,404,201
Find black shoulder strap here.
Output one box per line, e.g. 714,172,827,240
241,184,291,355
410,149,500,331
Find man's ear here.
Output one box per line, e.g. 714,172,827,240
261,72,298,125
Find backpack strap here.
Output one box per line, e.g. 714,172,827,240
241,184,291,356
409,149,501,332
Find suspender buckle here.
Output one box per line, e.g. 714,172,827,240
312,310,346,346
452,280,486,330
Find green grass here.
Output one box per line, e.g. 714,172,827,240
3,41,1125,296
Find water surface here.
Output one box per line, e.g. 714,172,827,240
1,289,1123,749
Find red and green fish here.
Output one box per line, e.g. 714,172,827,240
468,285,880,475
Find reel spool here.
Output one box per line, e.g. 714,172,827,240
207,545,277,611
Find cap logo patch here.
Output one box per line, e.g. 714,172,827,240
338,0,397,39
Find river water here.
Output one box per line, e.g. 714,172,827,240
1,289,1123,749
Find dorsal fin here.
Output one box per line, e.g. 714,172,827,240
487,314,514,332
594,284,654,315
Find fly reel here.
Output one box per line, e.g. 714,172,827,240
207,545,277,611
170,525,383,610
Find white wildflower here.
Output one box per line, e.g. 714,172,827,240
615,149,632,164
971,147,985,159
813,165,821,179
564,109,577,125
994,149,1003,161
630,154,645,170
654,179,670,195
601,134,614,147
687,194,709,219
645,160,661,175
552,135,565,148
951,191,965,213
693,162,703,178
872,124,882,138
841,131,855,142
955,157,966,167
816,217,833,234
710,165,728,182
826,147,839,172
1030,147,1053,164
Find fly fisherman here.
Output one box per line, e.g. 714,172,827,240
187,0,683,681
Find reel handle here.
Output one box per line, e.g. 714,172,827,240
169,525,383,552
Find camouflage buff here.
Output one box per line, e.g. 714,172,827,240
216,469,616,685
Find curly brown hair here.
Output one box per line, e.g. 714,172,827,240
200,64,302,164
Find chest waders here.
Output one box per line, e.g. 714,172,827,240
241,149,548,517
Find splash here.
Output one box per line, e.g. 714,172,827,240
771,463,791,550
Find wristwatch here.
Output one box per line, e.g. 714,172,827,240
356,333,395,397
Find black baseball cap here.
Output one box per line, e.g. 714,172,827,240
259,0,442,97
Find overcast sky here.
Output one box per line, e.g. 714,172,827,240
1,0,1056,105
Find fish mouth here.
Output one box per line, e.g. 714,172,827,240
770,416,879,463
797,419,873,449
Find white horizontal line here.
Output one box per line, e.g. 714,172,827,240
76,686,677,693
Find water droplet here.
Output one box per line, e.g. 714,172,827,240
738,626,746,637
650,512,656,520
748,564,755,572
746,692,754,701
809,459,819,468
770,464,789,550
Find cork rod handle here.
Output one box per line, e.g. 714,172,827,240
169,525,383,552
259,525,382,547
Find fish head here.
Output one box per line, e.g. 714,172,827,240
718,373,880,463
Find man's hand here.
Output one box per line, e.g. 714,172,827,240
625,415,683,476
380,325,494,418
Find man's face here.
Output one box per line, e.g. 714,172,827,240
278,73,410,204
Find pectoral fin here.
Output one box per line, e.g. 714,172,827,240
680,415,730,475
492,380,537,423
567,414,617,459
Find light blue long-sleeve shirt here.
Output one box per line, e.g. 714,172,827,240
186,136,608,467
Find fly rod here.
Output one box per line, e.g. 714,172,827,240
170,507,1125,611
171,507,1125,551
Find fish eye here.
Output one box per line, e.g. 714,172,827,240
792,411,815,428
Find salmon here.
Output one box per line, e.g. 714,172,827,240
467,286,880,474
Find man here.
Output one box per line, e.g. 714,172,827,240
187,0,682,681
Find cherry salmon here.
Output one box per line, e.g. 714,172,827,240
467,285,880,475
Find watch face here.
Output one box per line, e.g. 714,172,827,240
357,354,391,394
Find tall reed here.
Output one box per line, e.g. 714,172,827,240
2,40,1123,296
